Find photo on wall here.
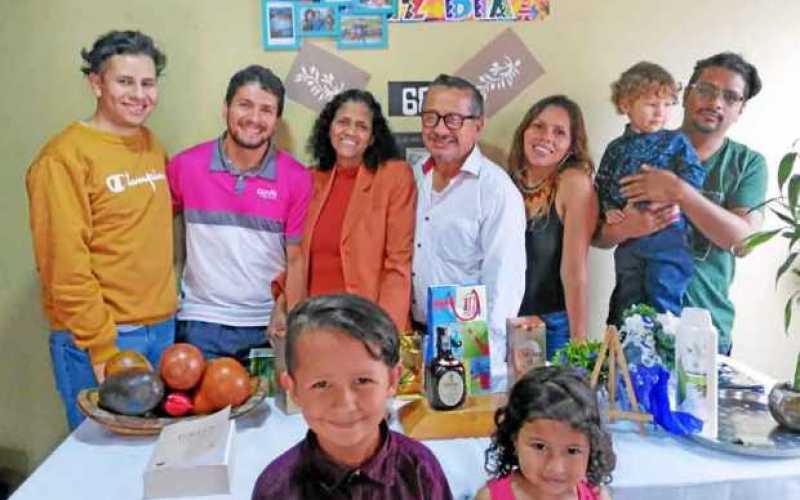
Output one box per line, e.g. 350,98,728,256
297,3,339,37
337,12,389,49
350,0,397,14
262,1,301,50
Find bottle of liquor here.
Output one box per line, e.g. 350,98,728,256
429,326,466,411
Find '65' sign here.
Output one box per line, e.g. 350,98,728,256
388,81,430,117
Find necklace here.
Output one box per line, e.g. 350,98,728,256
513,168,558,221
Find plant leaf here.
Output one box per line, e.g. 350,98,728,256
789,233,800,251
788,174,800,214
778,152,797,192
785,291,800,334
741,229,781,252
794,353,800,389
776,252,799,285
747,196,780,214
785,297,793,334
770,207,796,226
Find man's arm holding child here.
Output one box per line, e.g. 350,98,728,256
620,165,763,255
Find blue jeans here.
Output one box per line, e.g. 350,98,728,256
176,320,268,364
49,317,175,430
608,226,693,327
541,310,570,361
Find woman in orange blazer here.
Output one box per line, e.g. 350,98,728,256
271,89,416,332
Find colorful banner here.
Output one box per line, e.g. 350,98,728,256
394,0,550,22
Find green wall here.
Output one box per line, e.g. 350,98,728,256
2,0,800,491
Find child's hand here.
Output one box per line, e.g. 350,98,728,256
605,209,625,224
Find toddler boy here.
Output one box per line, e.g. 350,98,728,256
597,62,706,326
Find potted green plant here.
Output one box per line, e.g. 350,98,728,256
743,146,800,431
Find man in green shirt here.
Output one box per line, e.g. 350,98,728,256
599,52,766,354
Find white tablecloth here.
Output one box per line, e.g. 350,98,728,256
11,358,800,500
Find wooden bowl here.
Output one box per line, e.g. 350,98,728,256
77,376,269,435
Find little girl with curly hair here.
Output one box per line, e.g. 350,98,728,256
476,366,616,500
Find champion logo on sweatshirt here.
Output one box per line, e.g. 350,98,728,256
105,171,166,193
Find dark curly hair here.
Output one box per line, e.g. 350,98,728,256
687,52,761,102
80,30,166,76
307,89,400,171
485,366,616,487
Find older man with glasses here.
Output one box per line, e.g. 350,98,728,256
599,53,766,355
411,74,526,390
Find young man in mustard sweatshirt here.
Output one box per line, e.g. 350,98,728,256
26,30,177,429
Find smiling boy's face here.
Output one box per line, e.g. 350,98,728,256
283,328,400,466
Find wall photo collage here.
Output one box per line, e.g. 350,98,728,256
263,0,393,50
262,0,550,51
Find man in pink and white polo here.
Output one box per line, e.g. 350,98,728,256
167,65,311,361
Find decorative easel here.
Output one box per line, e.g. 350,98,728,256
590,326,653,435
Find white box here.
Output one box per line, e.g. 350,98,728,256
143,407,235,498
676,307,718,440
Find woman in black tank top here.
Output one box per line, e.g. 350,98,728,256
507,95,598,359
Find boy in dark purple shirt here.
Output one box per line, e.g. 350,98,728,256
252,294,453,500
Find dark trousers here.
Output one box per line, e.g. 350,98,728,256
608,226,693,326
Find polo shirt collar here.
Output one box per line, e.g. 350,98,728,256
211,133,278,180
422,145,483,177
300,420,397,492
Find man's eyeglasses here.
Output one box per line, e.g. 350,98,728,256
420,111,479,131
689,82,745,106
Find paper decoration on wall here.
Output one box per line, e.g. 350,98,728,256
285,43,371,112
454,28,544,117
395,0,549,22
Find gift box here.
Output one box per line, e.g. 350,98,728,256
398,331,424,396
248,347,277,396
425,285,491,395
506,316,546,387
143,407,235,498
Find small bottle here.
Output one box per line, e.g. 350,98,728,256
429,326,467,411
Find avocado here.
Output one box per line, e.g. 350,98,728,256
99,370,165,416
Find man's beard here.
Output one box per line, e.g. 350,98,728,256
228,128,270,150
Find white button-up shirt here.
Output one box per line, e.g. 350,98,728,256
412,146,526,389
